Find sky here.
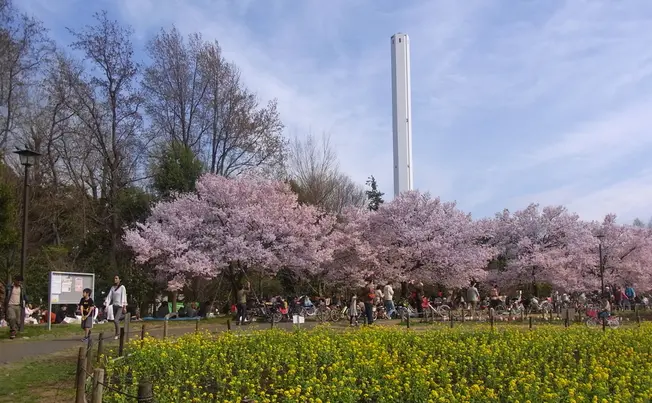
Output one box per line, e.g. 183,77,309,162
17,0,652,224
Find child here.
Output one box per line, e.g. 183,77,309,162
79,288,95,342
349,295,358,326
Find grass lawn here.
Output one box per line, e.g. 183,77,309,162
0,348,78,403
0,316,231,341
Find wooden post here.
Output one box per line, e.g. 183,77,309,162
86,337,94,375
564,309,569,328
529,316,533,330
137,381,153,402
75,345,87,403
141,324,146,340
97,332,104,363
449,311,454,328
602,316,606,332
270,315,274,329
118,327,125,357
635,305,641,326
163,318,168,338
520,310,525,322
227,319,231,331
461,308,466,323
406,312,411,329
91,368,105,403
124,312,131,343
196,317,200,332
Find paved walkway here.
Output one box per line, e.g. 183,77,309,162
0,320,320,365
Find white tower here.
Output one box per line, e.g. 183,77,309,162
391,33,414,197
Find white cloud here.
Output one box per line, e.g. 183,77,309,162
508,169,652,223
16,0,652,221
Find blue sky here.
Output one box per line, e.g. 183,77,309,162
18,0,652,223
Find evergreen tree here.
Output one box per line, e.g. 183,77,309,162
365,175,384,211
152,141,204,199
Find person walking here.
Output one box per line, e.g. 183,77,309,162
4,275,27,340
105,275,127,340
383,283,396,318
236,282,250,326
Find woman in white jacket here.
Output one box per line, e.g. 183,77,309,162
104,275,127,340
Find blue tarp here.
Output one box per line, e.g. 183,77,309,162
142,316,200,321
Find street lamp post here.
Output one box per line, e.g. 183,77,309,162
14,149,41,331
596,233,605,296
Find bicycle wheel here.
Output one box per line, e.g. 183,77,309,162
586,318,598,327
330,308,342,322
439,305,451,318
316,308,329,322
540,301,553,314
304,306,316,316
272,312,282,323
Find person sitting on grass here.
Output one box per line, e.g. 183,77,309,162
598,297,611,320
55,305,68,324
79,288,95,342
24,304,40,325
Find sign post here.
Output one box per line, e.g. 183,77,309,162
48,271,95,331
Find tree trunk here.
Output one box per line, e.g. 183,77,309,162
171,291,177,314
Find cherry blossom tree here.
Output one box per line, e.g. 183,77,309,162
489,204,591,292
123,174,337,297
368,191,493,288
319,207,378,289
581,214,652,291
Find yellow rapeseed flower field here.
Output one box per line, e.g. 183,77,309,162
105,324,652,402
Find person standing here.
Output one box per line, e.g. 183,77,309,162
466,282,480,319
236,282,250,326
105,275,127,340
364,280,375,325
348,294,359,326
489,284,500,310
383,283,396,318
79,288,95,342
4,276,27,339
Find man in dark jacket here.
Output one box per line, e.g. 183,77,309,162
5,275,28,339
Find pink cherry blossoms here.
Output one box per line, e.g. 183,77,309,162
123,174,336,291
124,174,652,293
366,191,493,288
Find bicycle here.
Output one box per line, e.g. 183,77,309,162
585,309,620,328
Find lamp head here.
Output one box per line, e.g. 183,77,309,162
14,149,41,167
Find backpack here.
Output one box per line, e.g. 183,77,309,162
625,287,634,299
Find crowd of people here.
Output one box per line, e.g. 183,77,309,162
3,271,651,339
233,278,651,328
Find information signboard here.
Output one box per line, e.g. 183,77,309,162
47,271,95,330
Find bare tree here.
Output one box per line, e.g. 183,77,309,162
142,27,209,150
288,133,365,213
66,11,146,269
200,40,286,177
0,0,51,151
